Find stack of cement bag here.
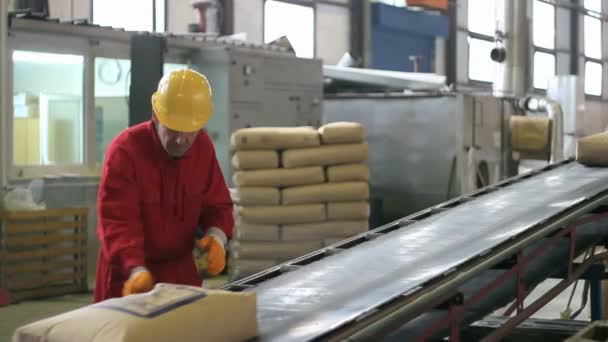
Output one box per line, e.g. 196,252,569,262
228,123,370,280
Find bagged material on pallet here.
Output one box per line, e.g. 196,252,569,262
236,204,327,224
231,150,279,170
231,127,320,150
327,201,370,220
282,221,369,241
234,220,281,241
281,182,369,205
12,283,257,342
323,238,347,247
282,143,369,168
233,167,325,187
577,132,608,166
326,164,369,182
231,240,322,259
231,187,280,206
318,122,365,144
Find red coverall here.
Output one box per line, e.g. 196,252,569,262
93,121,233,302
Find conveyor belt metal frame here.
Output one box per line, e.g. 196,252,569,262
223,160,608,340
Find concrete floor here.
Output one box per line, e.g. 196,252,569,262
0,277,594,340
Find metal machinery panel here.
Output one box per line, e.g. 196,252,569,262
246,162,608,341
194,49,323,184
323,93,514,224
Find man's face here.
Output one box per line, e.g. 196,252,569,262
155,121,199,158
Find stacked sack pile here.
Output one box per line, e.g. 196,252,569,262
228,122,370,280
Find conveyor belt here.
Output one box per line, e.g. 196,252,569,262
224,161,608,341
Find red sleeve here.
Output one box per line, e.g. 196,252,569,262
97,145,145,275
199,140,234,239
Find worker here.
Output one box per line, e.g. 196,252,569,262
93,69,233,302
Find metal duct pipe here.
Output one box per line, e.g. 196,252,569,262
1,0,8,187
384,220,608,341
520,97,565,163
492,0,526,97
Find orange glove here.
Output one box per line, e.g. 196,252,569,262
198,235,226,276
122,268,155,296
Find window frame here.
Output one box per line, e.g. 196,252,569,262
92,0,167,33
582,3,604,98
531,0,557,93
463,0,498,87
263,0,317,58
7,32,92,179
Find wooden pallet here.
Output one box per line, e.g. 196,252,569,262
0,208,88,302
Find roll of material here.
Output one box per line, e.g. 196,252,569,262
576,132,608,166
231,127,320,150
12,284,258,342
231,187,281,206
236,204,327,224
510,116,552,160
231,150,279,170
326,164,370,182
231,240,322,260
281,182,369,205
282,221,369,241
318,122,365,144
233,167,325,187
282,143,369,168
234,221,281,241
327,201,370,221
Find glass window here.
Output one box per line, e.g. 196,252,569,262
94,58,131,164
584,15,602,59
533,51,555,89
13,50,84,166
467,0,496,36
584,0,602,12
264,0,315,58
468,38,495,83
164,63,190,75
584,61,603,96
94,0,165,32
533,0,555,49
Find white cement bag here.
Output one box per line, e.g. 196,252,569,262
12,283,257,342
327,164,370,182
236,204,327,224
328,201,370,220
231,127,320,150
231,240,322,259
233,167,325,187
282,221,369,241
281,182,369,205
282,144,369,168
231,187,280,206
231,150,279,170
234,220,281,241
318,122,365,144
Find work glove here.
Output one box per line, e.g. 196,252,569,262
197,227,227,276
122,267,155,297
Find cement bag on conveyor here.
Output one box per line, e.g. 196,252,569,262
281,182,369,205
234,220,281,241
326,164,370,182
231,150,279,170
282,221,369,241
327,201,370,220
236,204,327,224
12,283,257,342
231,187,280,206
230,127,320,150
318,122,365,144
282,143,369,168
233,167,325,187
576,131,608,166
228,258,278,280
510,116,552,160
231,240,322,260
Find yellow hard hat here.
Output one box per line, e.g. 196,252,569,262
151,69,213,132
